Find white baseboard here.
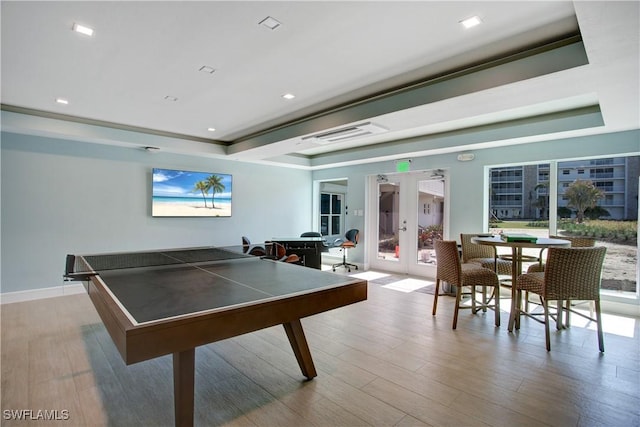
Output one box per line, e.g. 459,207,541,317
1,283,85,304
602,298,640,317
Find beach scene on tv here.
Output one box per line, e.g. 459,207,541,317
152,168,232,217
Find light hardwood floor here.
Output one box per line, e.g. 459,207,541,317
2,268,639,426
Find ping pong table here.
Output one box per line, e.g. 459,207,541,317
65,246,367,427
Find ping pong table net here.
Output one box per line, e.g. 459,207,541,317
64,246,254,280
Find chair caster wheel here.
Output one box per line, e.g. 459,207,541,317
347,269,351,272
332,268,335,272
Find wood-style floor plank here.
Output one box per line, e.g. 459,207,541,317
1,268,639,426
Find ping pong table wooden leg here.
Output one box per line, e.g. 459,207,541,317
283,319,317,380
173,348,195,427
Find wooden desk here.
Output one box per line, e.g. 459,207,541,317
269,237,326,269
471,236,571,331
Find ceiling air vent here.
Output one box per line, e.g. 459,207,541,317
302,122,387,145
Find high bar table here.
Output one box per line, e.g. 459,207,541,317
471,236,570,331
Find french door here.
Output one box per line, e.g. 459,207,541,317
367,170,447,276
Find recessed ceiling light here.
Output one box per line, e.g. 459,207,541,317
55,98,69,105
72,23,94,36
199,65,216,74
164,95,178,102
207,127,216,132
259,16,281,30
282,93,296,100
460,15,482,29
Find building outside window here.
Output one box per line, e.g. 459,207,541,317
491,157,638,221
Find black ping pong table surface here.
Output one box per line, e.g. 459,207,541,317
66,246,368,427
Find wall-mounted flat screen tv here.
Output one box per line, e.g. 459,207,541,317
152,168,232,217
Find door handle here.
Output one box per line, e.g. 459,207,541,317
400,226,407,232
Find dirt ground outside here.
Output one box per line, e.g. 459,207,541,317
493,227,638,294
595,240,637,293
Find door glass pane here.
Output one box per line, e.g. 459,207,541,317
417,179,444,265
377,181,400,262
320,216,328,236
320,194,330,214
331,216,341,235
331,195,342,214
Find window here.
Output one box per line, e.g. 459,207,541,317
320,193,343,236
591,167,614,179
557,157,637,296
489,156,638,298
595,181,614,192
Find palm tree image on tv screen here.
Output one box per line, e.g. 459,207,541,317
152,168,232,217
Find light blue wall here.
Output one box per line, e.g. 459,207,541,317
1,132,313,293
312,130,640,265
2,129,638,293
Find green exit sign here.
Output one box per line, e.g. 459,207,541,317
396,159,411,172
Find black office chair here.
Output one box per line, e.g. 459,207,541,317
300,231,321,237
242,236,266,256
332,229,359,272
272,242,301,264
300,231,330,252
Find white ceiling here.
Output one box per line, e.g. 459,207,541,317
1,1,638,169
